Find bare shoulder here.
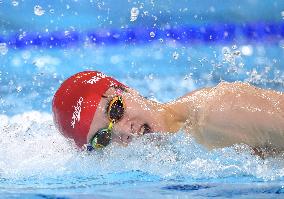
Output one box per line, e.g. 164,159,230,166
215,81,256,92
216,81,283,94
214,81,284,116
212,81,284,100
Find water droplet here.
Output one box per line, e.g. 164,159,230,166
143,11,149,16
0,43,8,55
16,86,22,92
49,9,55,14
172,51,179,60
34,5,45,16
11,0,19,6
148,73,154,80
222,47,230,55
233,50,241,56
239,62,244,68
241,45,253,56
150,31,155,38
281,11,284,19
130,7,139,22
64,31,70,36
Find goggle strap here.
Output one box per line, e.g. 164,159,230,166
108,121,113,130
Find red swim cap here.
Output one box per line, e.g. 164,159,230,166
52,71,125,147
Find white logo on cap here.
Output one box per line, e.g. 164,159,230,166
71,97,83,128
86,72,107,84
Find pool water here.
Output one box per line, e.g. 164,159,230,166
1,1,284,198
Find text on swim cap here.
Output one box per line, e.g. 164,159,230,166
71,97,84,128
86,72,106,84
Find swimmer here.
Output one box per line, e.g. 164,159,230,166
52,71,284,157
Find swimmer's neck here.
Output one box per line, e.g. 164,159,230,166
146,91,198,133
157,88,212,133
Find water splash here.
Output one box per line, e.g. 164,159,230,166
130,7,139,22
11,0,19,6
34,5,45,16
150,31,155,38
1,111,284,183
0,43,8,55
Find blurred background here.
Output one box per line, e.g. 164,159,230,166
2,1,284,198
1,0,284,114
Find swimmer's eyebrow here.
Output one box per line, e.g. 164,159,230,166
102,95,108,98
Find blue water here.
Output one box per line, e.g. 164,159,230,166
2,1,284,198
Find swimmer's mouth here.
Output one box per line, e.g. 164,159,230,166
139,123,151,135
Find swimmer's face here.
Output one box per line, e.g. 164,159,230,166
87,86,153,146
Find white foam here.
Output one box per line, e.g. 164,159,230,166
0,111,284,181
0,111,77,179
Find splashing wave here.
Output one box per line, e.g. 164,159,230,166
1,111,284,186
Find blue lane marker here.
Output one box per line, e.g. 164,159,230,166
1,22,284,48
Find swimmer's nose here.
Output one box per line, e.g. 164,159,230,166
111,116,134,145
112,116,133,134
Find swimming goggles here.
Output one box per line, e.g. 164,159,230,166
86,95,125,151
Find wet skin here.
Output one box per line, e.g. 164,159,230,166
87,87,175,145
87,82,284,156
